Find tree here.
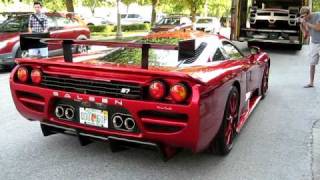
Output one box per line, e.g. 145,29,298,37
65,0,74,12
122,0,136,14
208,0,231,17
160,0,186,15
150,0,159,26
314,0,320,11
82,0,114,15
184,0,206,22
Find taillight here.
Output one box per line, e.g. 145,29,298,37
170,83,188,103
31,69,42,84
17,67,29,83
149,81,166,100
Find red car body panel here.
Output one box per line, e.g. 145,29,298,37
0,33,20,54
10,33,270,156
0,12,90,67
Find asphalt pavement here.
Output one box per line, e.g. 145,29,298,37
0,43,319,180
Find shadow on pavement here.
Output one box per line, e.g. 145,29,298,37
249,42,302,55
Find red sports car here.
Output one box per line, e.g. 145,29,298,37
10,31,270,160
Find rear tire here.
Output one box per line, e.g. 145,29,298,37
294,44,302,50
261,65,269,99
208,86,240,155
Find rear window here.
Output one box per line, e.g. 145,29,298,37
56,16,79,27
98,38,180,67
99,48,179,67
197,19,213,23
97,38,209,67
158,18,180,25
0,15,28,32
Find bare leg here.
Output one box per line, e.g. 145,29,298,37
310,65,315,86
304,65,316,88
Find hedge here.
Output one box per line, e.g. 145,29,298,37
118,23,150,32
88,23,150,33
88,25,107,32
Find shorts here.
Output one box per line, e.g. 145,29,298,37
309,42,320,65
28,47,48,58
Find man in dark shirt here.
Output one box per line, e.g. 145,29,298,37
28,1,48,58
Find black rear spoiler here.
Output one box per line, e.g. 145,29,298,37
20,34,196,69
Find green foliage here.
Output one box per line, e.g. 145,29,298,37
105,48,142,64
100,37,180,66
43,0,68,12
122,0,137,6
141,38,181,45
82,0,114,14
115,23,150,32
1,0,232,20
88,25,108,32
314,0,320,12
208,0,231,17
89,24,150,33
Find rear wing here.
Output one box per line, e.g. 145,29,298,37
20,34,197,70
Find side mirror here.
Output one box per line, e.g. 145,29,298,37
248,46,261,63
249,46,261,55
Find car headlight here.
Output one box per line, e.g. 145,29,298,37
0,41,7,50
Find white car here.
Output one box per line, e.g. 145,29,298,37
84,16,111,26
121,14,149,25
194,17,221,33
0,15,6,24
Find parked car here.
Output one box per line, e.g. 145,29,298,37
84,16,112,26
194,17,221,33
0,12,90,69
10,31,270,160
120,14,149,25
152,15,193,32
0,14,7,23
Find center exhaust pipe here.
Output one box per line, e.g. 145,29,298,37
112,115,123,129
55,106,64,118
124,117,135,132
65,108,75,120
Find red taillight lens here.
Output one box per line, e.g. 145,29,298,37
31,69,42,84
170,83,188,103
149,81,166,100
17,67,29,83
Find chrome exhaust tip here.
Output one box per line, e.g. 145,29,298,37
124,117,135,131
112,115,123,129
65,108,75,120
55,106,64,118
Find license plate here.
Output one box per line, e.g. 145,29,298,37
79,107,108,128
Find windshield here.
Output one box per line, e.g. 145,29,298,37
98,38,183,67
197,19,212,23
157,18,180,25
0,15,28,32
98,48,179,67
121,14,126,18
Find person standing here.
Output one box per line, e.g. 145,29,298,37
28,1,48,58
300,6,320,88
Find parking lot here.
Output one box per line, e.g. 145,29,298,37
0,43,319,180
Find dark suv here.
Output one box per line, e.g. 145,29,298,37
0,12,90,69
